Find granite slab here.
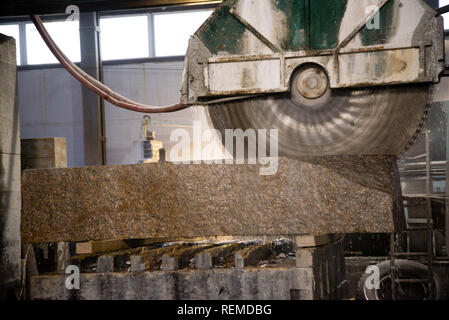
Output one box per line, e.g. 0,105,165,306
21,156,403,243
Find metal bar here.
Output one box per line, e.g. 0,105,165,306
336,0,391,51
198,94,265,105
228,8,280,53
399,170,445,174
402,153,427,161
147,13,155,58
399,173,445,178
407,218,434,224
399,170,446,175
437,5,449,15
393,252,429,257
18,22,27,65
280,54,286,87
447,188,449,263
390,233,396,301
399,161,447,167
98,2,219,16
425,130,434,296
333,0,391,83
80,12,105,166
394,279,430,284
206,43,426,63
209,54,282,63
402,194,447,200
16,56,185,71
95,13,107,165
444,100,449,259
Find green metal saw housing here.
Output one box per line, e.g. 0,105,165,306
181,0,445,105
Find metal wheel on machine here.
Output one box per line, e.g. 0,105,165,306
356,260,442,300
208,64,431,158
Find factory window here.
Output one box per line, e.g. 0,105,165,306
26,20,81,65
100,15,150,61
441,0,449,29
0,24,21,64
153,9,213,57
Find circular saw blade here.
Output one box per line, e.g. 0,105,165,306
208,84,432,158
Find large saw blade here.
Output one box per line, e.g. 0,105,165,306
208,84,432,158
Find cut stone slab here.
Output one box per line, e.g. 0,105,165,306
21,138,67,170
295,234,343,248
21,156,403,243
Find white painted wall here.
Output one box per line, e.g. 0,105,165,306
18,68,85,167
103,61,193,165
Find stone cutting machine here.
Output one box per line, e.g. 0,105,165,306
181,0,446,157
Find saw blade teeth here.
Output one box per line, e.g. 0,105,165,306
400,84,434,157
208,85,431,157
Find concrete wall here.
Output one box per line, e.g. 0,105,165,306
29,237,347,300
0,35,21,299
18,68,84,167
18,60,212,167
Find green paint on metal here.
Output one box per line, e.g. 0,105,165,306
309,0,348,50
195,0,246,55
196,0,308,54
275,0,306,51
196,0,400,54
359,0,395,46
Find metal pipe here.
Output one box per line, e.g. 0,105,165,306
425,130,434,297
31,15,189,113
437,4,449,15
398,161,447,167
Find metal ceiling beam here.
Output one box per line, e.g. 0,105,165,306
0,0,221,17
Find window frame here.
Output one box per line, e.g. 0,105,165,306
152,8,214,58
0,15,81,67
0,3,218,68
440,0,449,34
98,3,216,61
0,22,24,65
98,13,153,62
24,18,82,65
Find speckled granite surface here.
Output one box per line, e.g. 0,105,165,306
21,156,402,243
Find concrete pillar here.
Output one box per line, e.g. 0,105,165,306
97,255,114,273
294,235,347,300
129,255,145,272
80,12,106,166
0,34,21,299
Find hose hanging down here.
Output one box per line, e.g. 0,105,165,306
31,15,189,113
